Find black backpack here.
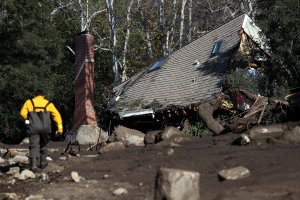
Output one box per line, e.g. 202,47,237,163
27,99,52,135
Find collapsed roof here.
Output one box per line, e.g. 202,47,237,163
108,14,269,118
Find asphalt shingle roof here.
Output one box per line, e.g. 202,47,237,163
110,14,249,113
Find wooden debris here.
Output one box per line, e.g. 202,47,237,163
197,101,225,135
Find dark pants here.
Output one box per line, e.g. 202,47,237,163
29,132,50,166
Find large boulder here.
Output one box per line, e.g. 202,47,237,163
144,130,162,145
248,124,287,139
113,126,145,146
99,142,125,154
283,126,300,143
218,166,250,181
161,126,182,140
76,125,108,145
155,167,200,200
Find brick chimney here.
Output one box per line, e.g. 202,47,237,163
72,32,97,130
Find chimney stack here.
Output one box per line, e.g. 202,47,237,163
73,32,97,130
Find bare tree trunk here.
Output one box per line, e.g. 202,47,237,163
105,0,119,83
51,0,105,32
120,0,134,82
206,0,215,13
179,0,187,48
165,30,170,55
187,0,193,43
158,0,168,57
247,0,253,17
78,0,86,32
137,0,154,59
169,0,177,52
239,0,245,12
145,33,154,59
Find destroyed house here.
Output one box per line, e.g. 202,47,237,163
107,14,270,132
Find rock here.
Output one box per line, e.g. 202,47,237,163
283,126,300,143
155,136,186,147
0,193,20,200
18,169,36,180
171,134,188,144
218,166,250,181
21,137,30,144
161,126,182,140
8,149,18,157
8,179,16,185
241,133,251,144
103,174,110,179
76,125,108,145
46,156,52,161
40,173,49,182
71,171,81,183
144,130,162,144
292,125,300,134
25,194,44,200
83,154,98,158
7,167,20,175
0,157,6,165
232,133,251,145
99,142,125,154
166,148,174,155
155,167,200,200
249,124,287,139
0,149,6,155
59,156,67,161
5,149,28,158
113,126,145,146
43,162,64,173
112,187,128,196
9,155,29,165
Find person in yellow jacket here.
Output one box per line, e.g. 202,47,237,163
20,89,63,171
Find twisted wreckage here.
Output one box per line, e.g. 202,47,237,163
106,14,300,138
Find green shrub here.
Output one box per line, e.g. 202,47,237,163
183,121,213,138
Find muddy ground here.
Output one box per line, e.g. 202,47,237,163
1,133,300,200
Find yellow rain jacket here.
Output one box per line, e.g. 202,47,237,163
20,96,63,133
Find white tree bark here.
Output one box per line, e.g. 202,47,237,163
158,0,168,57
179,0,188,48
51,0,73,18
206,0,215,13
120,0,135,82
169,0,177,53
105,0,119,83
137,0,154,59
247,0,253,17
187,0,193,43
239,0,245,12
51,0,105,32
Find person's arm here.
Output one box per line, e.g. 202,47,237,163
47,103,63,134
20,100,31,120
